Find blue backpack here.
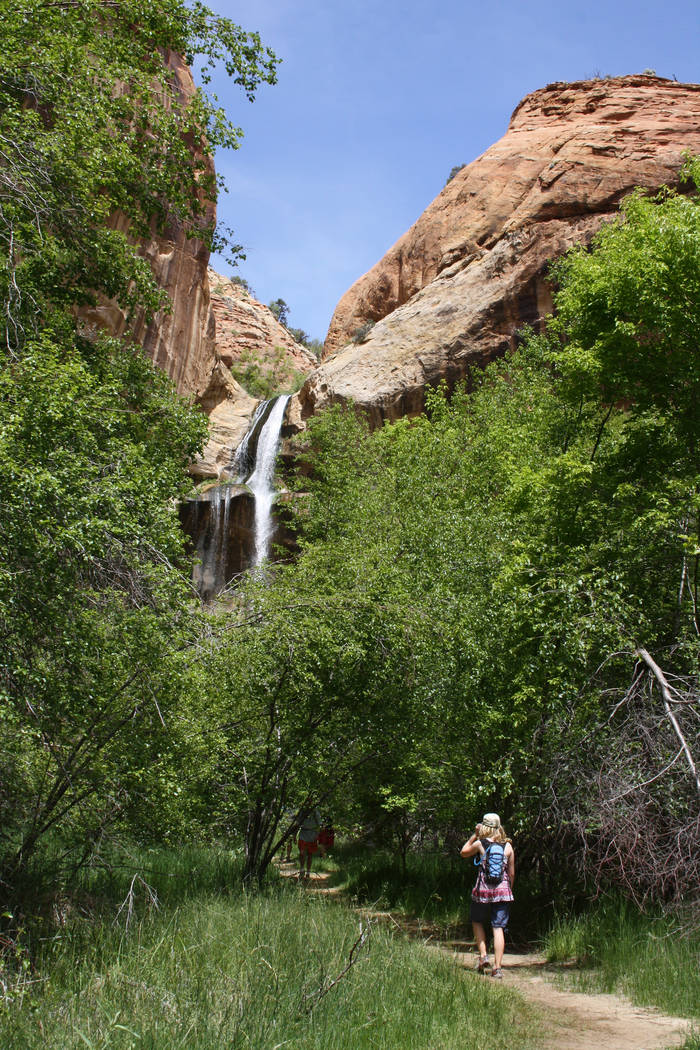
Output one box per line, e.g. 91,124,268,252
474,841,506,886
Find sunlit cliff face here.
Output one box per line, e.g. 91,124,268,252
288,76,700,430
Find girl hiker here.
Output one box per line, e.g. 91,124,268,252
460,812,515,979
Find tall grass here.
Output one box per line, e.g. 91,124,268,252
1,845,544,1050
543,896,700,1021
328,846,700,1048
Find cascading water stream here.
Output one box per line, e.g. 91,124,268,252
179,393,291,599
243,393,290,566
230,399,269,482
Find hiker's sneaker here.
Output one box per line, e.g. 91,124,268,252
476,956,490,973
490,967,503,979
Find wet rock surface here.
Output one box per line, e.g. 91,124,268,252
179,485,298,600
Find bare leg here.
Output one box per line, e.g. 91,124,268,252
472,921,488,961
493,927,505,969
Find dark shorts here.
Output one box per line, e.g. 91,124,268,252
470,899,511,929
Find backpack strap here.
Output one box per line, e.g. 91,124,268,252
473,838,489,867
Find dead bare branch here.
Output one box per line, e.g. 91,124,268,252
301,919,373,1013
536,649,699,911
637,648,700,800
114,874,159,931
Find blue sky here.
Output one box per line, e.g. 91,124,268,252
205,0,699,342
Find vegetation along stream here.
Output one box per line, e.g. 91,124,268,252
0,1,698,1047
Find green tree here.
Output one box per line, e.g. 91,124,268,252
0,0,279,350
518,158,700,902
0,338,207,879
0,0,279,899
268,298,290,326
287,326,309,344
244,161,699,902
231,275,255,296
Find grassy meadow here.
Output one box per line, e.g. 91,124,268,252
3,841,699,1049
0,845,543,1050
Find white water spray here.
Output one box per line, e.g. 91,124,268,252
244,394,290,566
230,399,268,482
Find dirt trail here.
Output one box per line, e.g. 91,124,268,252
443,942,691,1050
280,862,692,1050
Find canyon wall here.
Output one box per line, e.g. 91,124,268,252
290,75,700,429
79,51,218,400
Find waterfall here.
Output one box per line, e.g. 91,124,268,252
179,393,291,599
230,398,269,482
242,393,290,566
188,483,235,601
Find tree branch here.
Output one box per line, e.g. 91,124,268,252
301,920,373,1013
636,648,700,800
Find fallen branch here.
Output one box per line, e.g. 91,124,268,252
301,919,372,1013
637,648,700,801
603,745,684,803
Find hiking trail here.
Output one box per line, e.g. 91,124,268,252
278,861,692,1050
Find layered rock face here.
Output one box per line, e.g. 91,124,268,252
291,76,700,428
208,270,317,378
190,270,317,479
190,362,258,481
79,51,218,400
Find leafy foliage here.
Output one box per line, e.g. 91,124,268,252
214,162,699,900
229,344,308,399
0,336,207,874
3,0,697,922
0,0,279,351
0,0,279,897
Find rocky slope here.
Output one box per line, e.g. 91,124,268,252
208,270,317,380
289,75,700,429
190,270,317,480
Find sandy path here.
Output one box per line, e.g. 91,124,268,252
279,864,693,1050
444,942,691,1050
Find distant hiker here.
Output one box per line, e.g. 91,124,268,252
460,812,515,979
297,805,322,878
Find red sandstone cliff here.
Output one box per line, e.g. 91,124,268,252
290,76,700,429
208,270,317,380
79,51,217,400
79,50,318,477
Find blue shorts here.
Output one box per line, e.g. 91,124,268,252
470,900,511,929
